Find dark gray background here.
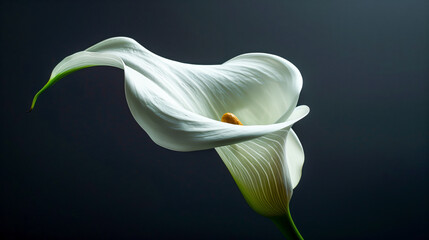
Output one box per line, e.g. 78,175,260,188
1,0,427,239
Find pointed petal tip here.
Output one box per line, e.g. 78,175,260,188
28,98,37,112
29,91,41,113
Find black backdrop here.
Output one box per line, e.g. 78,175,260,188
1,1,427,239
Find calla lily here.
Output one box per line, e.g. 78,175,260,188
31,37,309,239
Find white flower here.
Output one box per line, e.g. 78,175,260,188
31,37,309,218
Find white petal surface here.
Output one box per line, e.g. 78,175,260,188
86,37,303,125
215,128,304,217
32,37,309,151
286,129,305,189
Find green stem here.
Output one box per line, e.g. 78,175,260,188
269,205,303,240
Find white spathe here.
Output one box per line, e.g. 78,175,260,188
33,37,309,217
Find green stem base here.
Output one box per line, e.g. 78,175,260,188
269,206,303,240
